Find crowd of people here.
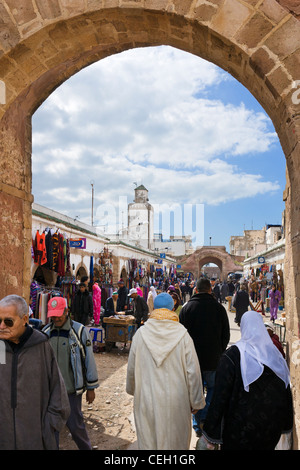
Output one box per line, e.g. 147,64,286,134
126,276,293,451
0,271,293,451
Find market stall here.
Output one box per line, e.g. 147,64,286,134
103,314,137,351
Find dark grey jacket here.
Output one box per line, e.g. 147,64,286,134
232,289,250,322
72,289,93,324
179,293,230,370
0,326,70,450
132,295,149,325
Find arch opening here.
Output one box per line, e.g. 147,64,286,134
1,0,300,446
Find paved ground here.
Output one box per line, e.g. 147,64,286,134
226,302,241,344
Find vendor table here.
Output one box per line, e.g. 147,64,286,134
103,315,137,351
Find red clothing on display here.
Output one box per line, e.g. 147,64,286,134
35,231,47,265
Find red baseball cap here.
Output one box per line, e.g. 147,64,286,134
47,297,67,317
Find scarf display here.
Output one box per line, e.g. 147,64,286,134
32,229,70,276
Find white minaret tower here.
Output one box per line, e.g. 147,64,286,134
128,185,154,250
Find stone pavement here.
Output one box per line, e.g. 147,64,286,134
127,301,241,450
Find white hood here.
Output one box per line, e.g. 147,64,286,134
140,318,187,368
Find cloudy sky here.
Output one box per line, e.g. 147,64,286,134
32,46,286,249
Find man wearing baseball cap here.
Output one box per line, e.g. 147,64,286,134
43,297,99,450
128,288,149,328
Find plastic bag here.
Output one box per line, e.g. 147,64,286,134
196,435,218,450
275,432,292,450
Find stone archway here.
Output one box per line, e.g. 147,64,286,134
120,267,128,284
199,256,223,279
1,0,300,445
75,263,88,280
180,246,243,281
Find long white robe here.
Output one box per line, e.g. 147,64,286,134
126,317,205,450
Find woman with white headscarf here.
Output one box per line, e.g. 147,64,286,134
200,311,293,450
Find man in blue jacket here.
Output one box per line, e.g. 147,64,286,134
43,297,99,450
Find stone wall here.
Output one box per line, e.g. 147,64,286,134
277,0,300,19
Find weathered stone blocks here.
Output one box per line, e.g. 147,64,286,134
235,12,274,48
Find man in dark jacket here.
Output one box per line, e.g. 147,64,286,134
102,291,121,336
228,280,235,297
72,283,93,325
212,281,221,303
128,288,149,328
220,282,229,303
117,279,129,311
104,291,121,317
179,278,230,437
232,282,250,326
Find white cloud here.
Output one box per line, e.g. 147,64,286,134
32,45,281,230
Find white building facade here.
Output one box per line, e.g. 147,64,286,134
31,202,176,287
243,238,285,281
127,185,154,251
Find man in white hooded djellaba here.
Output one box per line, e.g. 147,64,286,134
126,293,205,450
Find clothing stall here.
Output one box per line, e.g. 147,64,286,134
30,280,63,324
32,227,71,277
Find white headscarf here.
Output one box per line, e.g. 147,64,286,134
235,311,290,392
150,286,157,299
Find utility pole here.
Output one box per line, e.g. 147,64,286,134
91,181,94,226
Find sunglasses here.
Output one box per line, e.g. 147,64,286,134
0,318,15,327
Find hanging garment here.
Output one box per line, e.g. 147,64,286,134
101,287,108,307
90,256,94,281
92,283,102,325
63,238,67,272
44,230,53,270
52,232,59,271
65,239,71,273
56,233,65,276
39,292,49,324
31,239,35,260
35,231,47,265
30,281,40,316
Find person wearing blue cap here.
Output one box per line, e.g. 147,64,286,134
126,292,205,450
